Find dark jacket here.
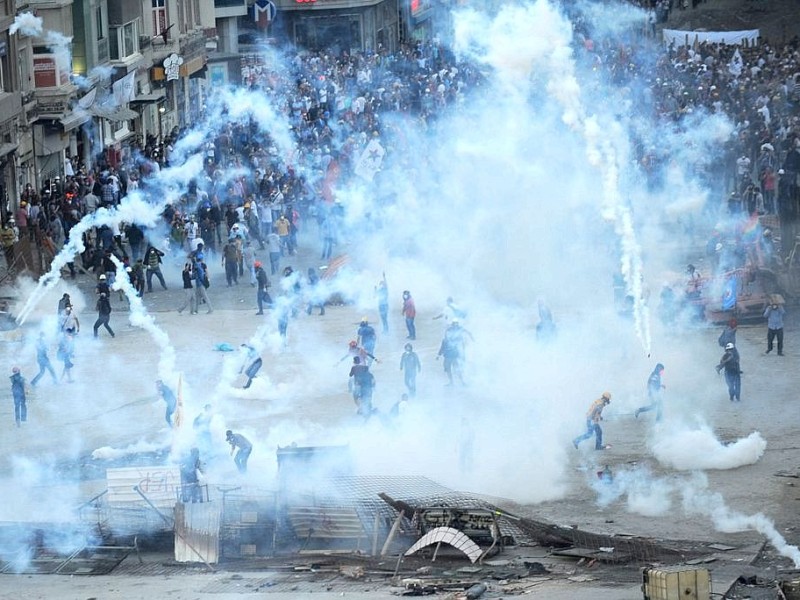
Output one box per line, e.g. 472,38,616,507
717,348,741,374
10,372,25,399
96,295,112,316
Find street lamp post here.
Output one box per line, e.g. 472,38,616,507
158,106,165,143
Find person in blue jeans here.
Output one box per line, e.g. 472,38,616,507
226,430,252,473
716,342,742,401
635,363,665,421
31,332,57,386
573,392,611,450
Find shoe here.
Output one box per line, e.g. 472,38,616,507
778,352,784,356
634,409,640,419
572,440,579,449
256,311,264,315
766,349,772,354
596,445,611,451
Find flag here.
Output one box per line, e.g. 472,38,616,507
354,138,385,182
728,48,743,77
77,87,97,111
722,276,738,310
112,71,136,105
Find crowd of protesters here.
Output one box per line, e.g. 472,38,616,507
0,8,797,312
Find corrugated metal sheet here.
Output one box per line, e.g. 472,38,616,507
106,466,181,508
174,502,221,564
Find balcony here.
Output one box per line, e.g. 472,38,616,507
214,0,247,18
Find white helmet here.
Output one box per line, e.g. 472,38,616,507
725,343,734,350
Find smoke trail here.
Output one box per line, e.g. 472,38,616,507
16,154,203,325
109,255,176,380
452,2,652,354
682,473,800,567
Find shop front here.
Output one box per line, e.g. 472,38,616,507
274,0,399,54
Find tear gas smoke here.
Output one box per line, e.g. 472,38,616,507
110,255,177,380
682,473,800,567
452,2,651,354
652,425,766,471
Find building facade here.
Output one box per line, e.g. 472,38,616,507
273,0,400,54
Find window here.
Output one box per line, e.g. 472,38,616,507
152,0,168,37
177,0,185,34
0,35,10,93
109,20,140,60
96,6,105,40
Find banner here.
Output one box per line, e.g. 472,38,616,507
663,28,759,48
113,71,136,105
722,276,738,311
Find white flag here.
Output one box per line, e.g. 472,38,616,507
113,71,136,105
728,48,743,77
354,139,385,182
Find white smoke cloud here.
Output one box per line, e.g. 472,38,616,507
652,424,766,470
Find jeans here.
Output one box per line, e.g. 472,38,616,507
14,395,26,425
404,372,417,397
93,315,115,337
146,267,167,292
31,358,57,385
573,419,603,449
244,358,263,388
225,262,238,286
257,289,272,313
767,328,784,354
235,447,251,473
725,370,741,401
405,317,416,339
379,304,389,333
269,252,280,275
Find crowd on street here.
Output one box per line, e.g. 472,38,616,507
5,7,800,474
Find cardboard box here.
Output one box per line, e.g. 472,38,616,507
642,566,711,600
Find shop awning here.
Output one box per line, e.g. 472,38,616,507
129,90,166,105
0,143,18,158
60,110,92,132
87,105,138,121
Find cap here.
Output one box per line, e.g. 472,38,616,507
99,274,107,280
601,391,612,400
254,261,262,268
361,317,368,323
725,342,735,350
125,266,133,273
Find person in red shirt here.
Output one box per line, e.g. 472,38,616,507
402,290,416,340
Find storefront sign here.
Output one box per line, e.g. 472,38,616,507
37,100,68,115
34,56,57,88
163,53,184,82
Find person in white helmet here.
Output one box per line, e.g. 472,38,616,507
716,342,741,401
